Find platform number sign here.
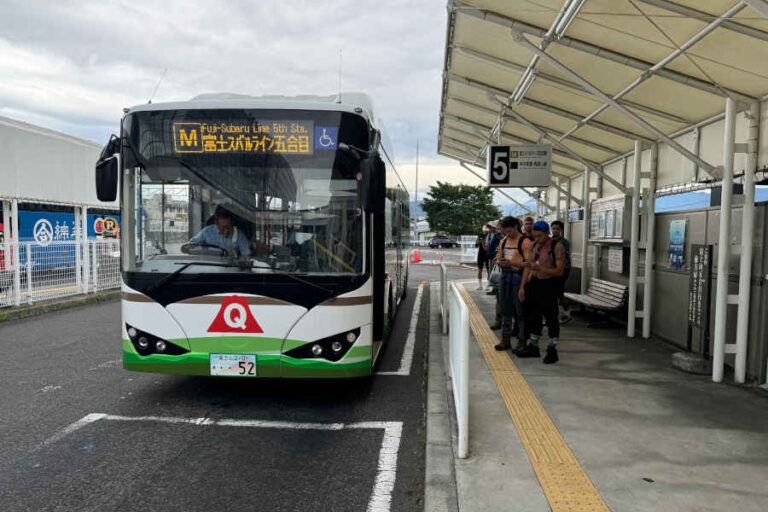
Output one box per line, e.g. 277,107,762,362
487,144,551,187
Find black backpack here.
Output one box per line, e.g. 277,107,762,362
549,239,571,280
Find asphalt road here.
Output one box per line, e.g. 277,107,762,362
0,269,439,512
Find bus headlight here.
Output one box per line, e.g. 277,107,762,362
284,327,362,362
125,324,189,357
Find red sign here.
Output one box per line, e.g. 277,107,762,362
94,218,104,234
207,296,263,334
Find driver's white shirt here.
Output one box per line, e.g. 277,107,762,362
190,225,251,257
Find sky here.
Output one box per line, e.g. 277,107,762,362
0,0,527,208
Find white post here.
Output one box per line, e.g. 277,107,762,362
735,102,759,384
565,178,572,239
580,166,590,294
642,143,658,339
74,207,82,292
81,205,90,293
627,140,643,338
92,241,98,291
25,243,32,304
713,97,737,383
2,200,9,271
555,178,562,222
11,199,20,306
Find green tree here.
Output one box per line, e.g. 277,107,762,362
421,182,501,237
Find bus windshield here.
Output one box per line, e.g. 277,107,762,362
121,108,369,276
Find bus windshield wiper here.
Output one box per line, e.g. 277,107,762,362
146,261,241,293
271,270,335,295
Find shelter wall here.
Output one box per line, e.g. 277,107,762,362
0,116,114,208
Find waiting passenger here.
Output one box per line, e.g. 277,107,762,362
183,206,251,259
550,220,572,324
522,216,535,241
518,221,565,364
494,216,531,353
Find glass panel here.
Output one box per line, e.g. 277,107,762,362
122,109,368,275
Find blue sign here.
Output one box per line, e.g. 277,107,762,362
314,126,338,150
669,219,686,268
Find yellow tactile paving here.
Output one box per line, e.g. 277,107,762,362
458,284,610,512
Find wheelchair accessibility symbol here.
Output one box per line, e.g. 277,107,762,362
315,126,338,150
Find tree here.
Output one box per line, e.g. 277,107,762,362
421,182,502,237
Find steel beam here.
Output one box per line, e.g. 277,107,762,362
501,106,629,193
642,143,658,339
446,73,652,143
443,114,585,173
743,0,768,19
452,1,757,104
508,30,721,177
556,1,745,146
627,140,643,338
451,97,621,156
452,45,690,124
637,0,768,42
580,166,590,294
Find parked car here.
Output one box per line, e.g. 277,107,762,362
428,235,458,248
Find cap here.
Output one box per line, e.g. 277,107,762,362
486,220,499,228
532,220,550,233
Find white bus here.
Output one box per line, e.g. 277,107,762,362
95,93,409,378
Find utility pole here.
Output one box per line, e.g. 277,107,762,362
414,140,419,223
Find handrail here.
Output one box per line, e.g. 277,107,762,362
449,282,469,458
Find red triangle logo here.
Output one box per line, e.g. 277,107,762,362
207,296,264,334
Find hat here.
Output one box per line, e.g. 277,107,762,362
532,220,550,233
486,220,499,228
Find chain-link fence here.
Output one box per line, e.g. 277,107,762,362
0,239,121,308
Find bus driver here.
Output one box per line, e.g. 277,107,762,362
182,205,251,259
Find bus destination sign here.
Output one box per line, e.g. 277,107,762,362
173,121,314,155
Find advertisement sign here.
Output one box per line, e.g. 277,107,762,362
17,211,120,243
608,247,624,274
487,144,551,187
669,219,686,268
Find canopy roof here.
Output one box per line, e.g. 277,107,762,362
438,0,768,188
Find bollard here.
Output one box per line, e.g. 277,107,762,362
440,252,443,263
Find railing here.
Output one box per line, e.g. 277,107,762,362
448,282,469,458
440,262,448,334
0,239,121,308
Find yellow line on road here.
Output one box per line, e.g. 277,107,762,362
458,284,610,512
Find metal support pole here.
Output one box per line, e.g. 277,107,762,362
555,178,562,222
26,243,32,304
643,143,658,339
735,101,760,383
628,140,643,338
2,200,10,271
11,199,20,306
75,207,82,292
580,166,590,294
565,178,572,240
713,97,737,383
92,241,98,291
81,205,90,293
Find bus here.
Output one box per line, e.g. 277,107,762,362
95,93,410,378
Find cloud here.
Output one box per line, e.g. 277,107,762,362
0,0,449,163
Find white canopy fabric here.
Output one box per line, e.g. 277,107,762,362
438,0,768,185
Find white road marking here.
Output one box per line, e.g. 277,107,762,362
37,413,403,512
377,284,423,376
40,385,62,393
88,359,121,371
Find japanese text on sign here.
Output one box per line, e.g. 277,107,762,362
487,144,551,187
173,121,314,155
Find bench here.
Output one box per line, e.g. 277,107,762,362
564,278,628,326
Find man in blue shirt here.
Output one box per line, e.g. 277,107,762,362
184,206,251,259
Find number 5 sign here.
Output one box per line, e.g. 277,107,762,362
487,144,551,187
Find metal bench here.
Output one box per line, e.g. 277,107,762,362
564,278,628,326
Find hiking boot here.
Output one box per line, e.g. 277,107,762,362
494,334,511,351
511,338,527,355
543,346,559,364
516,345,541,358
490,317,501,330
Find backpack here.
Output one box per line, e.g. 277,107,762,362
550,237,571,280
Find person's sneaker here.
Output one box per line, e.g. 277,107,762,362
516,345,541,358
543,346,559,364
485,289,496,295
494,335,511,351
490,319,501,330
558,313,572,325
476,284,484,290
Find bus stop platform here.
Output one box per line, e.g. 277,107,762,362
426,281,768,512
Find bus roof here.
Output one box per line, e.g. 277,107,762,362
127,92,377,126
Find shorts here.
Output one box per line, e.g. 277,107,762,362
477,257,490,271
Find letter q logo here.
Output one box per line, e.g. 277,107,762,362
207,296,263,334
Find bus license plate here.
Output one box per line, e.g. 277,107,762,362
209,354,257,377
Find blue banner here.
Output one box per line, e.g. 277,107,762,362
16,211,120,244
669,219,686,268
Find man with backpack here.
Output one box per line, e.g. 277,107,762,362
517,221,566,364
550,220,572,324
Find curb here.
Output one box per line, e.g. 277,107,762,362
0,290,121,324
424,282,459,512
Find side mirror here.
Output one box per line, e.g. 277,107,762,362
362,154,386,214
96,156,119,202
95,135,121,202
